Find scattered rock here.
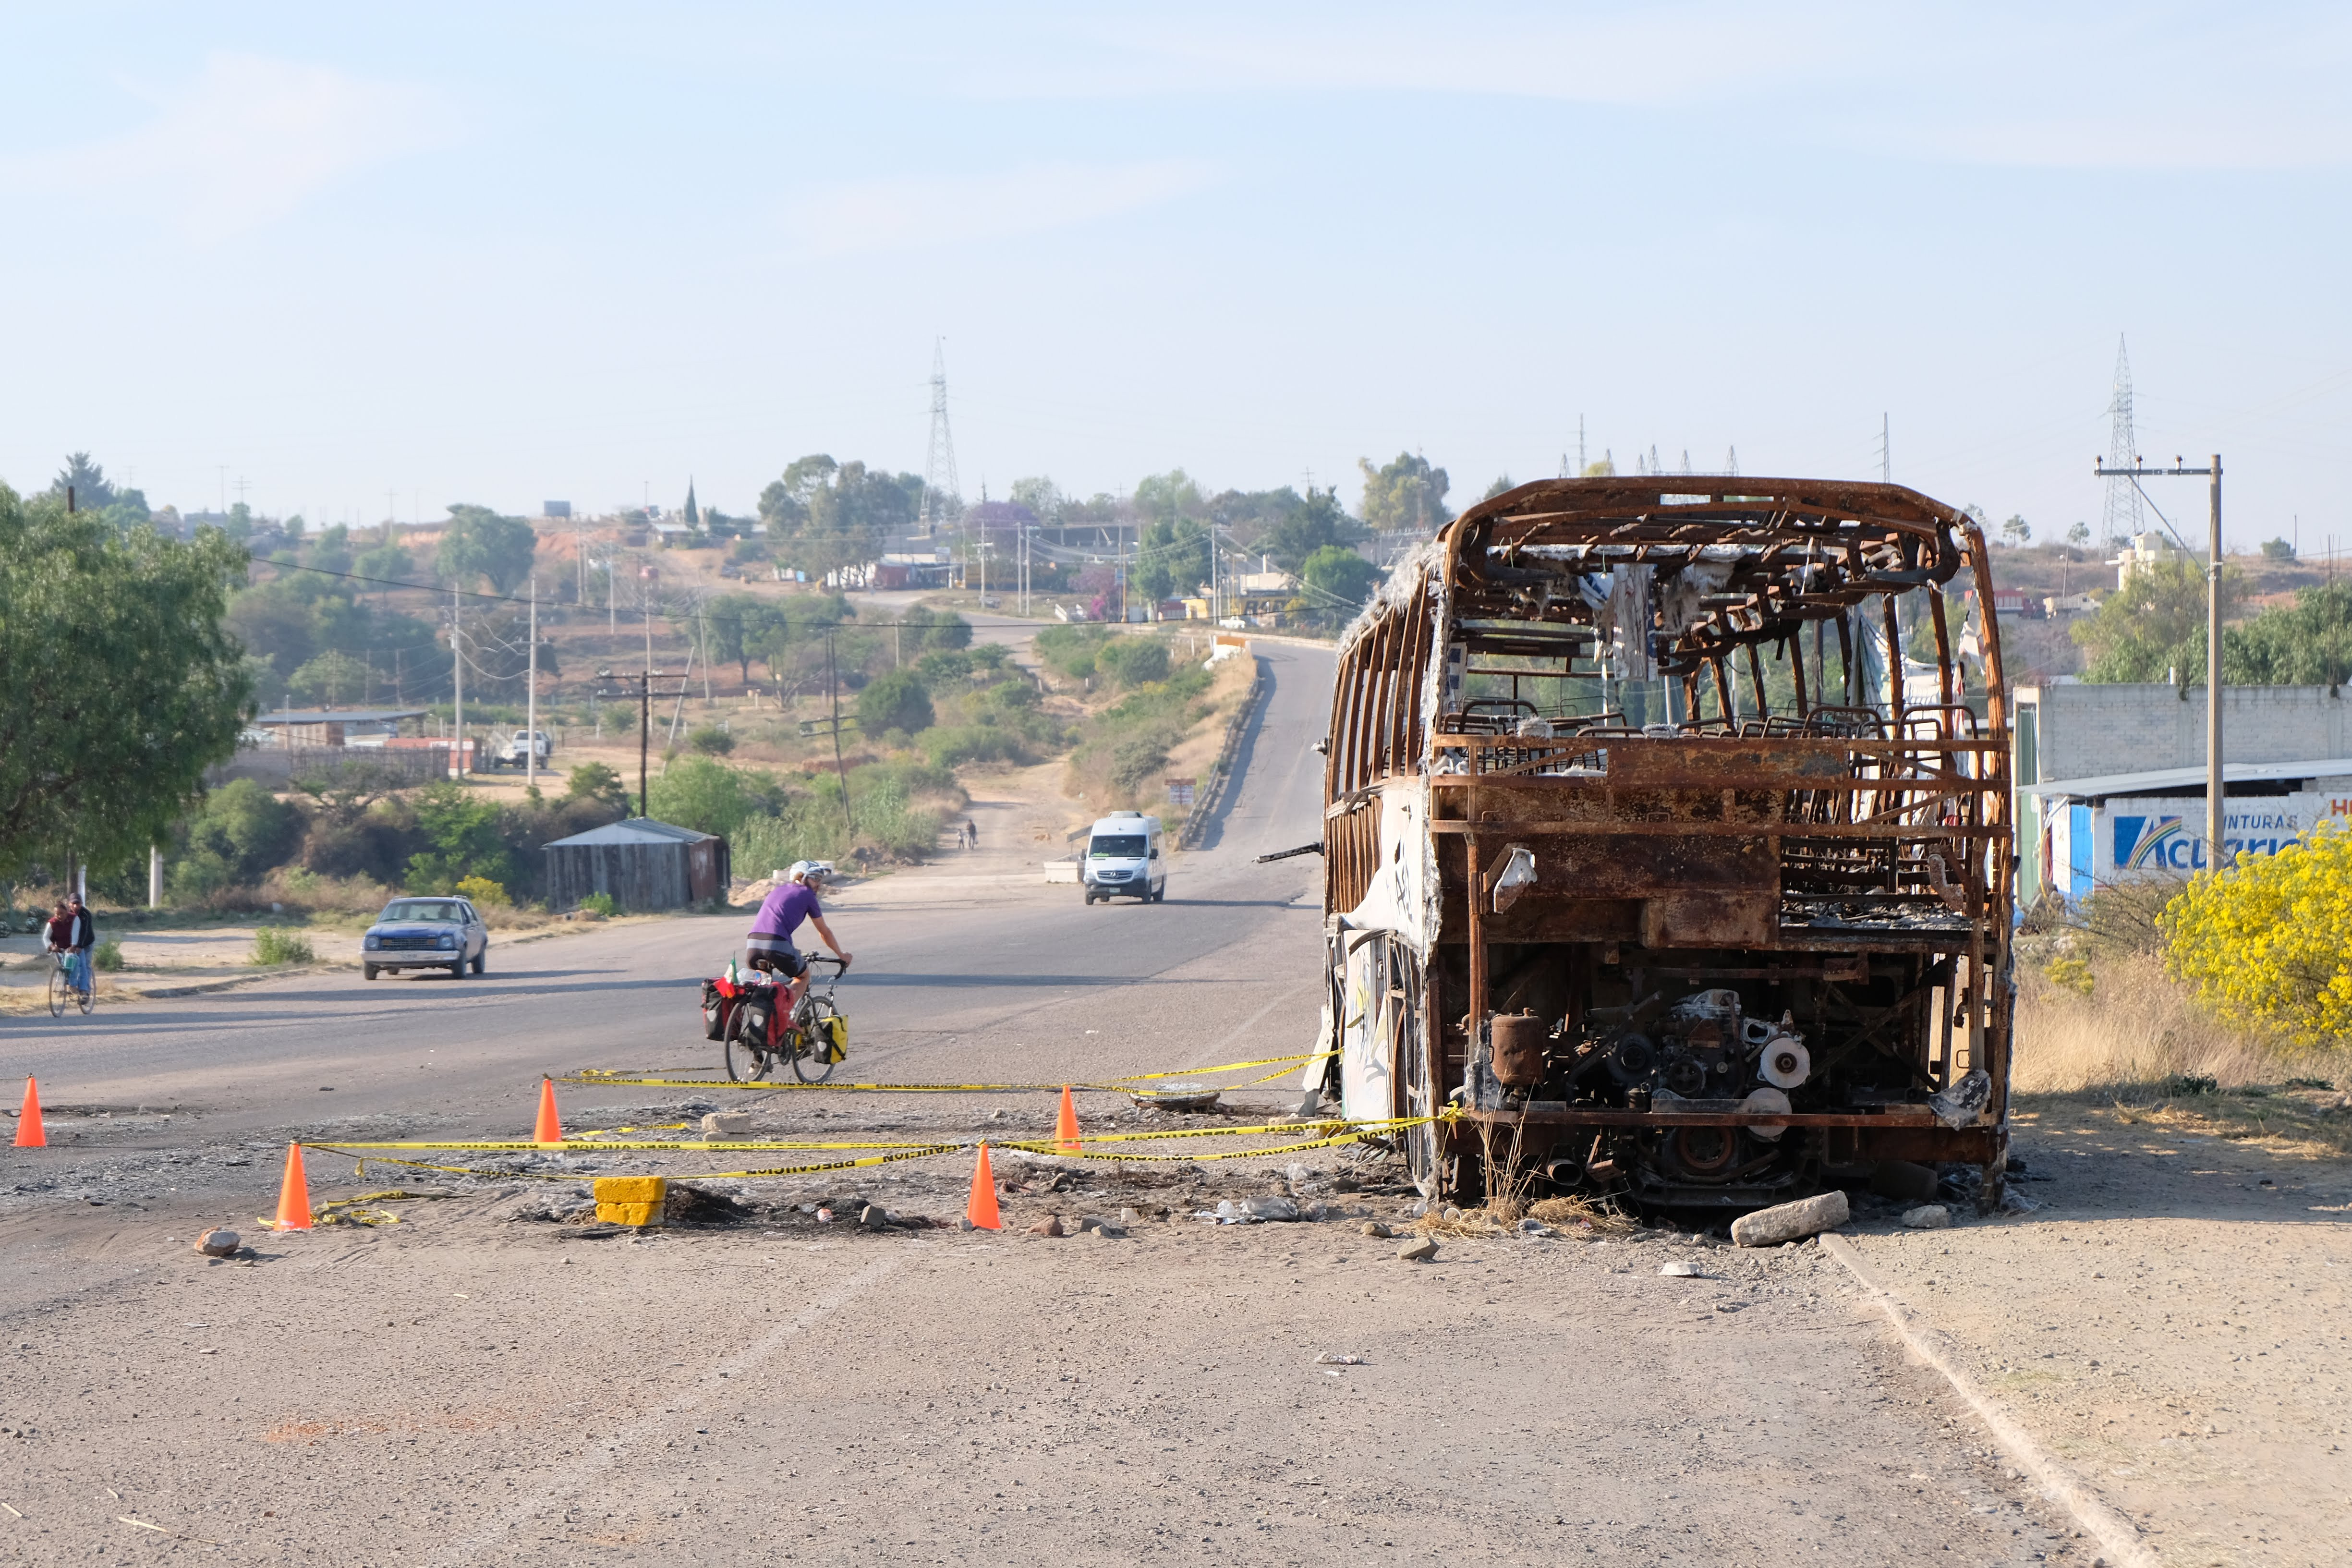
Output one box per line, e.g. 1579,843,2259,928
1360,1220,1394,1240
1658,1259,1704,1277
1029,1216,1065,1238
1396,1236,1438,1263
194,1228,240,1258
701,1112,754,1138
958,1216,977,1232
1091,1224,1126,1240
1311,1352,1368,1366
1118,1207,1143,1225
1074,1216,1107,1233
1901,1204,1953,1230
1729,1190,1850,1248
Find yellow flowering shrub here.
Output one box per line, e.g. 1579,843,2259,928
2160,819,2352,1042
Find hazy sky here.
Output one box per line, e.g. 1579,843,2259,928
3,3,2348,550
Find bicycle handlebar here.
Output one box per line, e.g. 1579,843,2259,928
810,955,850,972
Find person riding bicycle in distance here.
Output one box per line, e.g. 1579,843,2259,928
44,900,75,986
744,861,850,1013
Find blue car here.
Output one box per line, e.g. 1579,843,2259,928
362,897,491,981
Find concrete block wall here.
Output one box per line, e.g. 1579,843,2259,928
2020,683,2352,785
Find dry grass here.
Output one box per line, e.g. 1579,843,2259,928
2011,950,2329,1094
2013,948,2352,1159
1527,1194,1639,1234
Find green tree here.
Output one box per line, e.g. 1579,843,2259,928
404,781,516,892
2000,514,2032,547
310,523,353,574
2073,558,2243,682
1300,545,1384,617
1481,474,1516,502
1358,451,1452,534
2066,521,2093,547
2216,581,2352,685
759,456,921,577
355,541,414,581
858,668,935,737
1095,639,1171,688
288,651,369,706
437,505,537,594
168,778,302,897
897,603,970,653
1135,517,1211,603
0,485,255,882
564,762,630,814
1008,476,1064,522
708,592,786,682
647,756,787,838
1259,488,1363,571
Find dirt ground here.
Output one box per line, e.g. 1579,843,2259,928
2,1110,2093,1568
1841,1093,2352,1567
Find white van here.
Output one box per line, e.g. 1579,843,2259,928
1081,811,1166,904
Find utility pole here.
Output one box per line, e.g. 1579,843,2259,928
450,582,464,779
594,666,686,821
828,631,854,835
1878,414,1891,483
2097,453,2224,868
525,578,539,794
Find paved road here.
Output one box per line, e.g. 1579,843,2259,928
0,639,1338,1145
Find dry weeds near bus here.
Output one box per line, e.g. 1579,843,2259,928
1309,477,2016,1216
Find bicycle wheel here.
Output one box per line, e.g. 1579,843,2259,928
77,969,94,1015
790,998,841,1084
723,1009,773,1083
48,964,66,1019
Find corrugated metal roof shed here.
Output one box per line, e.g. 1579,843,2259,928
543,817,729,912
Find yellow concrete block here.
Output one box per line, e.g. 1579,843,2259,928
596,1200,664,1227
594,1176,668,1205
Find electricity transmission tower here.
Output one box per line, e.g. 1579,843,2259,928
2102,337,2145,546
919,339,960,531
1876,414,1891,483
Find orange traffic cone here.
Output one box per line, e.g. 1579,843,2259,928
534,1076,562,1146
272,1142,313,1231
966,1142,1002,1230
1055,1084,1082,1154
13,1077,45,1148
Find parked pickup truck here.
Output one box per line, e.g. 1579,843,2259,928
490,729,552,769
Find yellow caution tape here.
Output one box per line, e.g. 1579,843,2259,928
305,1110,1413,1156
561,1050,1335,1095
302,1113,1437,1184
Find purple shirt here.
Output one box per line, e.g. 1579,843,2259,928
751,881,821,940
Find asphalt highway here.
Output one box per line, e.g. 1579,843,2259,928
0,638,1340,1143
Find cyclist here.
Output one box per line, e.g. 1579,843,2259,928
66,894,96,998
44,899,88,1000
744,861,851,1014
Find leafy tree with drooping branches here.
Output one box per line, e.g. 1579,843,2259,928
0,483,255,882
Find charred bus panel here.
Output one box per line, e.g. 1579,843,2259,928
1317,479,2013,1214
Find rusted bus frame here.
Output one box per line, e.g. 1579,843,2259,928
1324,486,2015,1198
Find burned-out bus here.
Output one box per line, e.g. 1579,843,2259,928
1312,477,2013,1214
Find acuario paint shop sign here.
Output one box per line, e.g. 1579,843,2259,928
2107,795,2350,875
